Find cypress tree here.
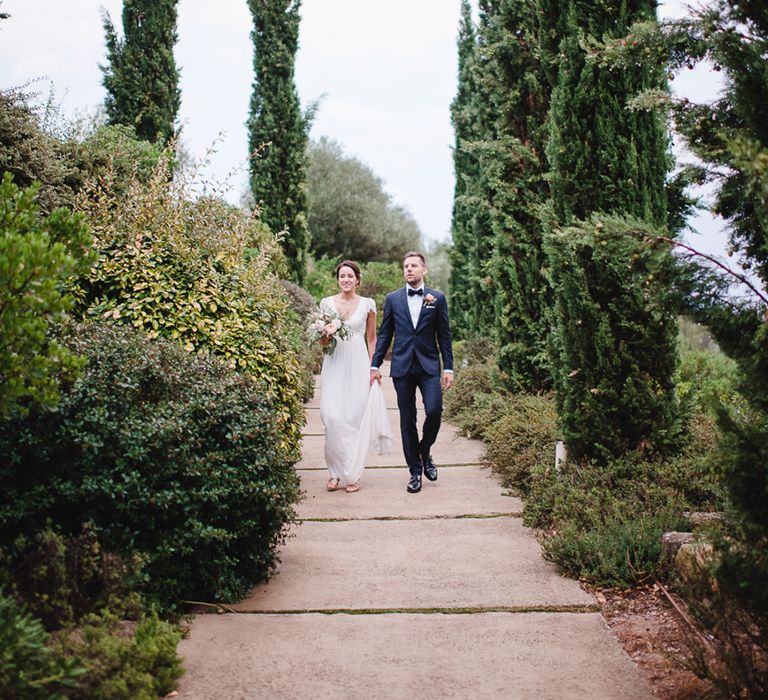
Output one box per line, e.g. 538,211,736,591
660,0,768,626
546,1,669,226
101,0,180,144
544,1,680,463
449,0,482,337
247,0,309,285
479,0,553,390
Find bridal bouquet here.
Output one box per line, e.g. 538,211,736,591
306,307,350,356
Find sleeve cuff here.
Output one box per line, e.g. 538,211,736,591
370,366,379,372
443,369,453,374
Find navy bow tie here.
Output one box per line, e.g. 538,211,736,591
408,288,424,297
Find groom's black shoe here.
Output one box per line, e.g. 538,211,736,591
423,455,438,482
407,473,422,494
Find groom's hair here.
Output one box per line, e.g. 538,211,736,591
403,251,426,265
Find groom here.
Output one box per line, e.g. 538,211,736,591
371,251,453,494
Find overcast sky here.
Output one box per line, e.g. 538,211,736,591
1,0,729,258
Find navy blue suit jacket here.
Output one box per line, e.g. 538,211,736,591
372,287,453,378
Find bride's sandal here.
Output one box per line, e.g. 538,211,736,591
345,483,360,493
326,478,340,491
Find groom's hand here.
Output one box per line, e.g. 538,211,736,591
442,372,453,390
370,369,382,385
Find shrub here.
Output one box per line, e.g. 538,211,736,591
0,173,93,417
0,89,71,213
678,349,739,415
542,508,685,588
444,364,495,421
60,124,164,200
0,524,143,631
281,279,323,387
0,322,302,608
484,394,558,495
0,591,84,699
74,149,304,455
522,438,724,587
53,610,183,700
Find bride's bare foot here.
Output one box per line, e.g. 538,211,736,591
326,478,340,491
345,483,360,493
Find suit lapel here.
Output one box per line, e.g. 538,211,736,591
398,287,412,329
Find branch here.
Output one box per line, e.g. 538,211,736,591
638,232,768,307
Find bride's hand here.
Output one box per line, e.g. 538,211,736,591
319,336,331,347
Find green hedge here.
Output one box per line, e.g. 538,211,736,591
74,150,304,457
0,322,301,607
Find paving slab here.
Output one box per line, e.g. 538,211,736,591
177,612,652,700
296,465,521,520
232,518,593,611
297,428,485,469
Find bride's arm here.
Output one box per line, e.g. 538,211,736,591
366,308,377,361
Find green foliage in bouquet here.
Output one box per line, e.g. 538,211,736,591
0,322,302,607
0,173,93,417
74,150,304,455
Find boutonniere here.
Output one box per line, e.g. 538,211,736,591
422,293,436,308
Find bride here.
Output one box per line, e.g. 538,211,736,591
319,261,392,493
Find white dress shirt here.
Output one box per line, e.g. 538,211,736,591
406,284,425,328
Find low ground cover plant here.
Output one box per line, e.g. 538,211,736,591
455,339,728,588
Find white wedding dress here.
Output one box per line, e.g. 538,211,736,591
319,295,392,485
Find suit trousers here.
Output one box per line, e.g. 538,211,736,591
392,365,443,476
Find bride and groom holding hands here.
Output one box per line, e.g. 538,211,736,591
319,251,453,495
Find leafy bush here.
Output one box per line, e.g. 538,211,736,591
521,435,724,587
281,279,323,386
677,554,768,700
0,89,71,213
678,349,739,415
53,610,183,700
0,173,93,417
443,342,507,439
0,322,302,607
0,591,84,699
0,524,143,631
74,149,304,455
484,394,558,494
542,508,685,588
60,124,164,200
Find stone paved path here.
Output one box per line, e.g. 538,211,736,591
177,366,652,699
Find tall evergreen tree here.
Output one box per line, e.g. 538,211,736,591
545,1,669,226
543,1,680,463
449,2,500,339
247,0,309,285
101,0,180,144
449,0,481,337
479,0,553,390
